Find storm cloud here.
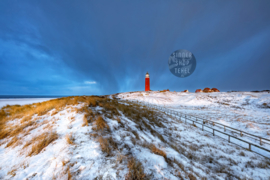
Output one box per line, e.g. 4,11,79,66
0,0,270,95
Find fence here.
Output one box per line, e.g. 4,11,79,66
137,102,270,159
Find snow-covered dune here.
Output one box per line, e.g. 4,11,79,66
0,95,269,179
119,91,270,139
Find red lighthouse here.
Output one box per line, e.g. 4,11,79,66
145,72,150,91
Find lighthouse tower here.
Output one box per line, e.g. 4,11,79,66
145,72,150,91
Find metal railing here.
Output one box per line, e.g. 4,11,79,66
137,101,270,159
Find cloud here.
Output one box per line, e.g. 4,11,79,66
0,0,270,95
84,81,97,85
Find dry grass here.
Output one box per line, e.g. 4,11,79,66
20,115,32,123
97,136,118,156
125,158,146,180
1,120,37,143
77,106,92,114
150,144,166,158
245,123,256,129
7,168,17,177
6,136,20,148
66,166,73,180
93,116,109,131
98,136,110,154
188,173,197,180
117,153,127,164
0,96,104,142
27,132,58,156
115,117,121,123
62,160,69,166
51,110,58,116
82,114,88,127
66,133,75,145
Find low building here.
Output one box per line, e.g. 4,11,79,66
203,88,212,93
212,88,220,92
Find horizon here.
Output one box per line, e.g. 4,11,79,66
1,89,270,97
1,1,270,95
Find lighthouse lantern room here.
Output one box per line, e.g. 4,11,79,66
145,72,150,91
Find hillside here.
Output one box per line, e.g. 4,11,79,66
0,94,269,179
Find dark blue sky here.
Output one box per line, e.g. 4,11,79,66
0,0,270,95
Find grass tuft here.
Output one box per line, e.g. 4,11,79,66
66,133,75,145
98,136,110,154
150,144,166,158
125,158,146,180
28,132,58,156
93,116,109,131
82,114,88,127
6,136,20,148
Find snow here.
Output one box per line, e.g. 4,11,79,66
0,92,270,179
119,91,270,139
0,98,55,109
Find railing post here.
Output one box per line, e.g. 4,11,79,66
228,135,230,143
249,143,251,151
260,138,262,145
224,126,226,132
202,124,204,131
240,131,243,137
213,129,215,136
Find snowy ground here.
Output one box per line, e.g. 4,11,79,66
0,98,55,109
0,95,270,179
118,91,270,140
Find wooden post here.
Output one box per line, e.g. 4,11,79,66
202,124,204,131
249,144,251,151
260,138,262,146
213,129,215,136
228,135,230,143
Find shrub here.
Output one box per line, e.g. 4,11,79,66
239,151,245,156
